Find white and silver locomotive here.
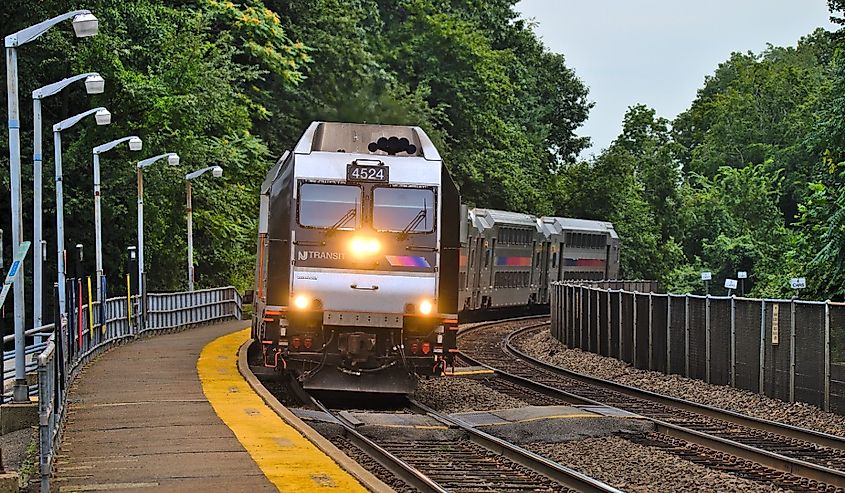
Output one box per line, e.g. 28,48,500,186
252,122,460,393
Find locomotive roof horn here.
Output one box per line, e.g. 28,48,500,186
368,136,417,155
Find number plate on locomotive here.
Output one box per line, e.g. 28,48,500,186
347,164,389,182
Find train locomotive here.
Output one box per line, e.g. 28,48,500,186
252,121,620,394
252,122,461,394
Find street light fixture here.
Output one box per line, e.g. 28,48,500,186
54,107,111,344
185,166,223,291
31,71,105,339
5,9,99,403
136,153,180,329
128,137,143,151
94,108,111,125
92,136,143,308
71,13,100,38
84,74,105,94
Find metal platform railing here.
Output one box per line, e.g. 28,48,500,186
36,286,242,492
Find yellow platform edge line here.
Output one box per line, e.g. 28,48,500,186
197,328,369,492
445,369,495,376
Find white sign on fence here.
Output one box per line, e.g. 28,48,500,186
701,271,712,281
738,271,747,279
772,303,780,345
725,279,738,290
790,277,806,289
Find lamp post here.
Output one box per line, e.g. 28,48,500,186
54,108,111,354
136,153,180,329
5,9,99,403
92,136,142,305
185,166,223,291
32,72,104,338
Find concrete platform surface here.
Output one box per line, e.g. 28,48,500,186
199,329,368,492
54,321,275,492
55,321,372,493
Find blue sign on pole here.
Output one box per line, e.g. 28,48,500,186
0,241,30,311
6,260,19,280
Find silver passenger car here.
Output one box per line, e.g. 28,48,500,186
459,210,620,311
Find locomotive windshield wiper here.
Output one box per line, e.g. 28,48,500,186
329,207,357,231
398,208,427,239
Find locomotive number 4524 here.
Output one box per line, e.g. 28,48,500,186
347,164,389,182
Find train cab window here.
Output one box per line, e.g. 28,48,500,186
372,187,435,233
298,183,362,229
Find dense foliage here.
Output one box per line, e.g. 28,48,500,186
559,22,845,299
0,0,591,325
4,0,845,325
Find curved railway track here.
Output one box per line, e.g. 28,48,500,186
309,394,622,493
457,319,845,492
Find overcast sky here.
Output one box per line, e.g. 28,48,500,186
515,0,836,157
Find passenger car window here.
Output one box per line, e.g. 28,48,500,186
372,187,435,233
299,183,362,229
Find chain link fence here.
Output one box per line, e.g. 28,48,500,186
552,283,842,414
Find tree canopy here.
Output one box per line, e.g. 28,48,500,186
558,25,845,299
4,0,845,322
0,0,592,325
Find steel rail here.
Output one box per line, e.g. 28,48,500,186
309,396,448,493
504,324,845,452
457,320,845,488
455,313,549,336
408,398,624,493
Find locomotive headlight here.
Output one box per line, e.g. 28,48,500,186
293,294,311,310
349,237,381,256
419,299,434,316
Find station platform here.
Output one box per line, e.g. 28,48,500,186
53,321,374,492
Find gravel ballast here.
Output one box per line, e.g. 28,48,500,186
515,328,845,436
531,435,785,493
414,376,529,413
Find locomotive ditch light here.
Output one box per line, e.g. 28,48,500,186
293,294,311,310
418,299,433,316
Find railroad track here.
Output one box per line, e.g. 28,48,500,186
458,320,845,492
309,394,622,493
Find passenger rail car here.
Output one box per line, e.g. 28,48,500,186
459,210,620,311
252,122,460,394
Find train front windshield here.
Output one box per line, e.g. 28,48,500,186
299,183,362,229
372,187,435,233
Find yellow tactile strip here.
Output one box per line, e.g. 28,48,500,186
197,328,368,492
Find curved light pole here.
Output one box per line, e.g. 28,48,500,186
185,166,223,291
93,136,142,304
5,9,98,403
32,72,104,338
136,153,180,329
54,108,111,352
